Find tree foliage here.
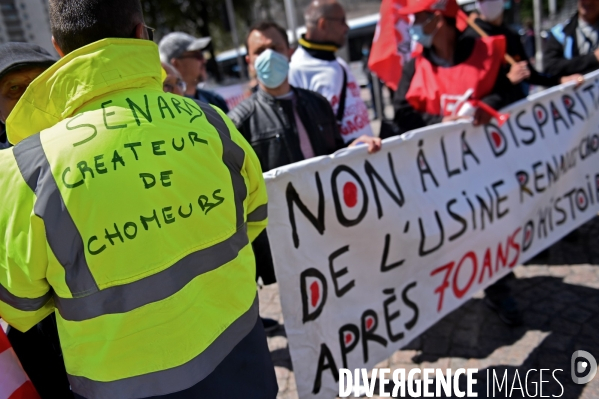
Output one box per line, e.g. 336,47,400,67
517,0,572,24
141,0,257,49
142,0,261,80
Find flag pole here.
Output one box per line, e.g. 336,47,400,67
224,0,247,80
464,13,517,65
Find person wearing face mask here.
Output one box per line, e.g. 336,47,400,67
392,0,524,325
463,0,583,99
392,0,519,134
228,21,381,333
229,21,381,172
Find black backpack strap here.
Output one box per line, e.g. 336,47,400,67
336,65,348,124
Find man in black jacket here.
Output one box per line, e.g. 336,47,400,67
544,0,599,77
229,21,380,172
228,21,380,330
0,43,57,150
464,0,582,100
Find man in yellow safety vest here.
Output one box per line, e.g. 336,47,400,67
0,0,278,398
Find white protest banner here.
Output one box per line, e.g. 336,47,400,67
263,71,599,399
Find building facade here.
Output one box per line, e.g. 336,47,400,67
0,0,53,54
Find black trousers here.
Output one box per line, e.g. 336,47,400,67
7,314,74,399
74,316,278,399
484,272,515,301
253,230,277,285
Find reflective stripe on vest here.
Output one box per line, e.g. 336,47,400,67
13,133,99,296
247,204,268,222
12,103,248,320
406,36,506,116
12,102,257,397
54,224,248,321
0,283,51,311
68,295,259,399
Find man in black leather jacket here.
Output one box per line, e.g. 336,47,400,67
229,22,380,172
230,84,344,172
228,22,381,327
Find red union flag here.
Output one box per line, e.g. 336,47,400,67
367,0,412,91
0,328,40,399
368,3,471,91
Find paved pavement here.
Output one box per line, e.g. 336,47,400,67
259,218,599,399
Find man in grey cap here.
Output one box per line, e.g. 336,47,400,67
159,32,229,112
0,42,57,149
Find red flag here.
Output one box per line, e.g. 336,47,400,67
368,0,412,91
456,9,469,32
368,1,472,91
0,328,40,399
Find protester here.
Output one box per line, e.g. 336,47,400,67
161,62,187,96
289,0,374,144
0,44,56,150
544,0,599,77
392,0,523,324
230,21,381,170
159,32,229,112
464,0,583,100
0,42,74,399
0,1,277,398
228,20,380,332
392,0,519,134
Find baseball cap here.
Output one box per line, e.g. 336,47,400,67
0,42,57,80
396,0,459,18
159,32,211,63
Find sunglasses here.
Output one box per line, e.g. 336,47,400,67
145,25,155,41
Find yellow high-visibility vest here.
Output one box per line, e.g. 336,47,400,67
0,38,268,398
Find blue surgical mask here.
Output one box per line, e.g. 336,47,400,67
255,49,289,89
409,24,434,48
409,15,438,48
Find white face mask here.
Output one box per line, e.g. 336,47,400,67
476,0,504,21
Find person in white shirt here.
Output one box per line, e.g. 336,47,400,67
289,0,374,144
